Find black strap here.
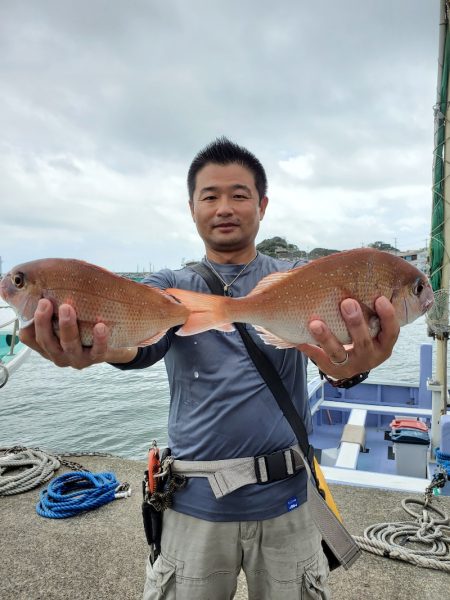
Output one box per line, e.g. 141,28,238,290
189,263,314,466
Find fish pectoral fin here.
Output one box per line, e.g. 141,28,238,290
358,302,381,337
254,326,296,349
20,317,35,329
137,330,168,347
247,271,291,296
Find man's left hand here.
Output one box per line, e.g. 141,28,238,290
296,296,400,379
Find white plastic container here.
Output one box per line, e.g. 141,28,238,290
394,442,429,478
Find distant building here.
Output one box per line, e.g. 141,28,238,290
181,258,200,267
389,249,429,274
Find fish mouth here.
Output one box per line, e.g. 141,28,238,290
421,297,434,315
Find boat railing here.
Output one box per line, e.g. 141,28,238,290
308,375,325,415
0,311,20,357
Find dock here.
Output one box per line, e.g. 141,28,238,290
1,454,449,599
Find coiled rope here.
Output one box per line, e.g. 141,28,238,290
353,496,450,572
0,447,61,496
36,471,130,518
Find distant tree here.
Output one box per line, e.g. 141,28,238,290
308,247,339,259
368,241,399,252
257,238,344,260
257,237,287,257
257,237,306,259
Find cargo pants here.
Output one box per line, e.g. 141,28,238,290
142,501,331,600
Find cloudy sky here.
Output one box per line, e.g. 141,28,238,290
0,1,440,273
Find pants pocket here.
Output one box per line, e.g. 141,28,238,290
299,550,331,600
143,554,178,600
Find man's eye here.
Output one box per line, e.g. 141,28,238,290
201,196,216,201
233,194,248,199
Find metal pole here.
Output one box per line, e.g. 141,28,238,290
431,2,450,455
435,1,450,420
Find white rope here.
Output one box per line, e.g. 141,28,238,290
0,448,60,495
353,496,450,572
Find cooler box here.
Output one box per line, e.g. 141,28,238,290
388,419,430,478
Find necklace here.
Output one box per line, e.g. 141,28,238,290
204,253,258,295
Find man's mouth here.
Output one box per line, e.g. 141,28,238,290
213,222,239,230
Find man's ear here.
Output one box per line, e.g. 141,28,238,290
189,200,195,222
259,196,269,220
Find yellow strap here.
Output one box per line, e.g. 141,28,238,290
313,458,342,522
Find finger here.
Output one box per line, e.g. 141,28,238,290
58,304,84,359
308,319,348,365
19,323,51,360
297,342,328,365
340,299,372,352
89,323,109,362
374,296,399,353
34,299,64,357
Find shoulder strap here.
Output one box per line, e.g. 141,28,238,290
189,263,314,464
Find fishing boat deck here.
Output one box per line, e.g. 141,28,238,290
1,454,449,600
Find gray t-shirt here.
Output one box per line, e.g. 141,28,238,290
115,252,311,521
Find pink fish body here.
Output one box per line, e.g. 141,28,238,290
168,248,434,348
0,258,189,348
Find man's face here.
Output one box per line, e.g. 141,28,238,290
190,163,268,255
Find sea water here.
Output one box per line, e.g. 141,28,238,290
0,317,435,460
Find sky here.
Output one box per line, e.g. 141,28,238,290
0,1,441,273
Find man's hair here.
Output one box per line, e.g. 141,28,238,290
187,136,268,203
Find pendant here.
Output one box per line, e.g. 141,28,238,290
223,285,229,294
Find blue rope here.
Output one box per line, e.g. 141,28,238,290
435,448,450,475
36,471,119,518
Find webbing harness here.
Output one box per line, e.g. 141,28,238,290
175,262,362,571
167,443,304,498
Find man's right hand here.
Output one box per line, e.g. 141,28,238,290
19,299,137,369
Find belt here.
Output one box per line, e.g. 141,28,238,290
166,444,305,499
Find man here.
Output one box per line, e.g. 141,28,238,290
22,138,399,599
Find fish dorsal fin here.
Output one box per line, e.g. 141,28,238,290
247,271,291,297
253,326,297,349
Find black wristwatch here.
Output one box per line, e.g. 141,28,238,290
319,369,370,389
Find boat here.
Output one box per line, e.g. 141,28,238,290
0,299,31,388
308,1,450,499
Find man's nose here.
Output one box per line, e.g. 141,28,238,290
216,196,233,215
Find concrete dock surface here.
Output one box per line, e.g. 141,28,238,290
1,454,449,600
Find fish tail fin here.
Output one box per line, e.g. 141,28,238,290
166,288,234,336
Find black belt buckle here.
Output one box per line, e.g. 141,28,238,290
254,448,294,484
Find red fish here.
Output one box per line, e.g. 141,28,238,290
0,258,189,348
168,249,434,348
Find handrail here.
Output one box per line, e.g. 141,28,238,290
0,317,18,329
0,313,20,356
9,319,19,355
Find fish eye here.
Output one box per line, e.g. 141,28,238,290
12,272,25,289
413,278,424,296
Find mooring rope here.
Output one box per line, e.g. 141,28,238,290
0,447,61,496
36,471,131,518
353,496,450,572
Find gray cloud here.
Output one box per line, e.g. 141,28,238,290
0,0,440,271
